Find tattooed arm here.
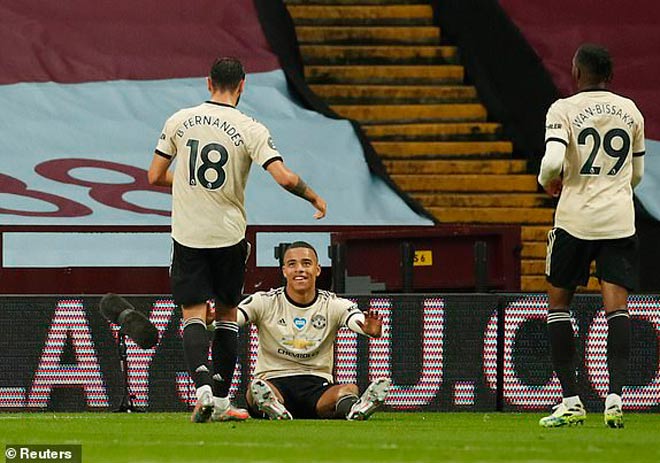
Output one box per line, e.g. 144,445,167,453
266,159,327,219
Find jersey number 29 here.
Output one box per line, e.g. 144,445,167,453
578,128,630,176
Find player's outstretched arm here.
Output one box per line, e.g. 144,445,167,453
355,310,383,338
266,160,326,219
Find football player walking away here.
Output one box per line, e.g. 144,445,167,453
148,58,326,422
537,43,645,428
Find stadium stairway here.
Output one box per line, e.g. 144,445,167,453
284,0,599,292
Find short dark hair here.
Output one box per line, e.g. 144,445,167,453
209,57,245,92
575,43,613,82
283,241,318,261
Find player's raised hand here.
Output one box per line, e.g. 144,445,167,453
356,310,383,338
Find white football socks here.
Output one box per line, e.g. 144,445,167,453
563,395,582,408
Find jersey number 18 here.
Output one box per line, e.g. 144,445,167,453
185,139,229,189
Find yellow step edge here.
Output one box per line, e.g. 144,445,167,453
522,225,552,242
332,104,487,123
301,45,458,62
363,122,502,139
309,84,476,100
521,241,547,258
296,26,441,44
385,159,528,175
428,207,555,224
412,193,549,207
391,174,540,192
521,259,546,275
373,141,512,156
306,65,464,79
288,5,434,20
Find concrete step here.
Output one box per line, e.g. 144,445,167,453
288,5,434,25
331,104,486,124
384,159,528,174
522,275,600,292
296,26,440,45
521,241,547,259
309,84,476,104
373,141,512,158
522,259,546,275
305,65,463,84
301,45,459,65
363,122,503,141
390,174,540,192
521,225,552,242
427,207,555,224
412,193,551,208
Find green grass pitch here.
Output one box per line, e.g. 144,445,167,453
2,412,660,462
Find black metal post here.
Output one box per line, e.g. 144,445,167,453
329,243,346,294
401,241,414,293
474,241,488,292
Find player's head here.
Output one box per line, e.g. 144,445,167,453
281,241,321,293
207,57,246,104
572,43,613,88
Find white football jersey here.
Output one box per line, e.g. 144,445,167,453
155,101,281,248
238,288,361,382
544,90,645,239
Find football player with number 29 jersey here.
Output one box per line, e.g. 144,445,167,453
537,44,645,429
147,58,326,423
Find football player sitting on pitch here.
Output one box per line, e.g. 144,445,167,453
234,241,390,420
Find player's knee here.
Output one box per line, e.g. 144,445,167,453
214,305,237,321
337,384,359,397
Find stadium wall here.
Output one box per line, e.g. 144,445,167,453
1,294,658,413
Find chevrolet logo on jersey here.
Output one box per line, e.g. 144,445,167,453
282,336,317,350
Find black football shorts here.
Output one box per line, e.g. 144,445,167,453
248,375,333,419
170,238,249,307
545,228,639,291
